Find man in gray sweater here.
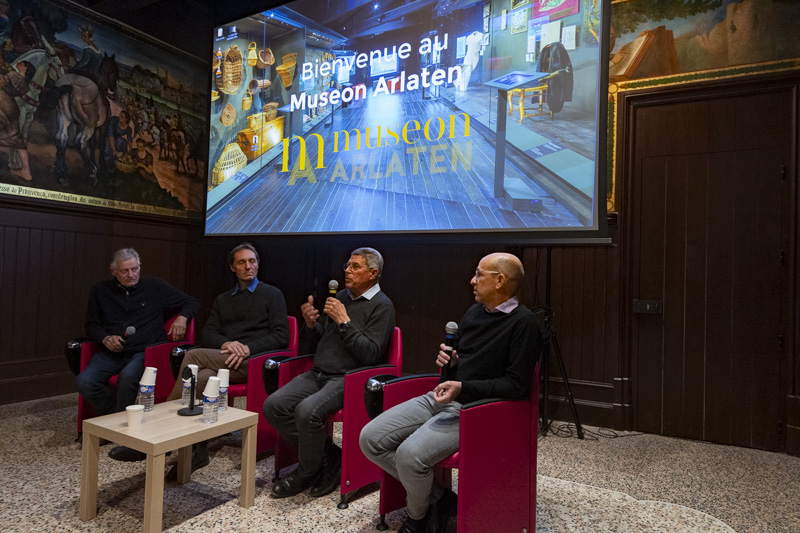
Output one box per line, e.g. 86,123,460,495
264,247,395,499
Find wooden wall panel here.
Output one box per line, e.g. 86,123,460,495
0,205,199,404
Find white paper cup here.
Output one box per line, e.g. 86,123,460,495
203,376,220,398
140,366,158,386
184,363,199,382
217,368,230,388
126,404,144,427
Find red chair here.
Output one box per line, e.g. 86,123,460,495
66,313,196,438
365,367,539,532
263,327,403,508
227,316,299,453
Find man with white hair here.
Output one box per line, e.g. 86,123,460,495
76,247,199,461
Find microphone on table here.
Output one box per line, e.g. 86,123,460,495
443,321,458,378
177,365,202,416
120,326,136,345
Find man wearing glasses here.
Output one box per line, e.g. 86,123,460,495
264,247,395,499
359,252,542,533
76,247,199,461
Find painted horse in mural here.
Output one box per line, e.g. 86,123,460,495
53,53,119,186
9,40,65,171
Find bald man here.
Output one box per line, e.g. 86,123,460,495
360,253,542,533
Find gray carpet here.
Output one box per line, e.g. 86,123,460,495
1,394,797,532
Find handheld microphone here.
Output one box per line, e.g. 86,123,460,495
320,280,339,322
443,321,458,376
120,326,136,345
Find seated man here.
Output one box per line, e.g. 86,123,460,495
359,252,542,533
166,243,289,475
264,247,396,499
76,247,199,462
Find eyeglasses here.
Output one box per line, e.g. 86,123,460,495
474,268,499,279
343,261,370,272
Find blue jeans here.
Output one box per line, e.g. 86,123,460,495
75,351,146,415
263,370,344,479
360,392,461,520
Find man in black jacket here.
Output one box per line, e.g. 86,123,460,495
76,248,199,461
360,252,541,533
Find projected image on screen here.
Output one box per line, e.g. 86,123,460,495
206,0,607,235
370,53,398,78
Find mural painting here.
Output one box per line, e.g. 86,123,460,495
0,0,207,218
609,0,800,82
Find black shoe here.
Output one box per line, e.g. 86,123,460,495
108,445,146,462
399,513,429,533
309,442,342,497
427,489,457,533
270,469,314,498
166,444,210,481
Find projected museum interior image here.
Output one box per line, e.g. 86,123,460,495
206,0,605,235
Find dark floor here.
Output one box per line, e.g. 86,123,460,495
3,394,799,532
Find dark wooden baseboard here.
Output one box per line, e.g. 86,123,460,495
0,371,75,405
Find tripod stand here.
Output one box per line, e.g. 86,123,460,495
538,246,584,439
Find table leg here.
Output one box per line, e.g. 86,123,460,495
79,432,100,521
177,445,192,484
143,453,166,533
240,423,256,507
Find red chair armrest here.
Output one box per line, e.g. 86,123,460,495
382,374,440,410
262,353,314,394
78,340,101,372
245,348,294,409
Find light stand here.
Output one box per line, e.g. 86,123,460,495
539,246,584,439
177,366,202,416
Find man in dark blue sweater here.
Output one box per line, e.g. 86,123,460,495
264,247,395,499
76,247,199,461
360,252,542,533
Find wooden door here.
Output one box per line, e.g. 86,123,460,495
629,86,793,451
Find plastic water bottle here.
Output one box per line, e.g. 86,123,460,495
181,379,192,406
202,394,219,423
138,383,155,412
218,386,228,412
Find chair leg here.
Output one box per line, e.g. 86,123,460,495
376,514,388,531
337,492,349,509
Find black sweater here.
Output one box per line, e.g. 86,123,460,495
445,303,541,404
200,282,289,355
306,289,396,376
85,277,199,354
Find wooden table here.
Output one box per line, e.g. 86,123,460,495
80,400,258,533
